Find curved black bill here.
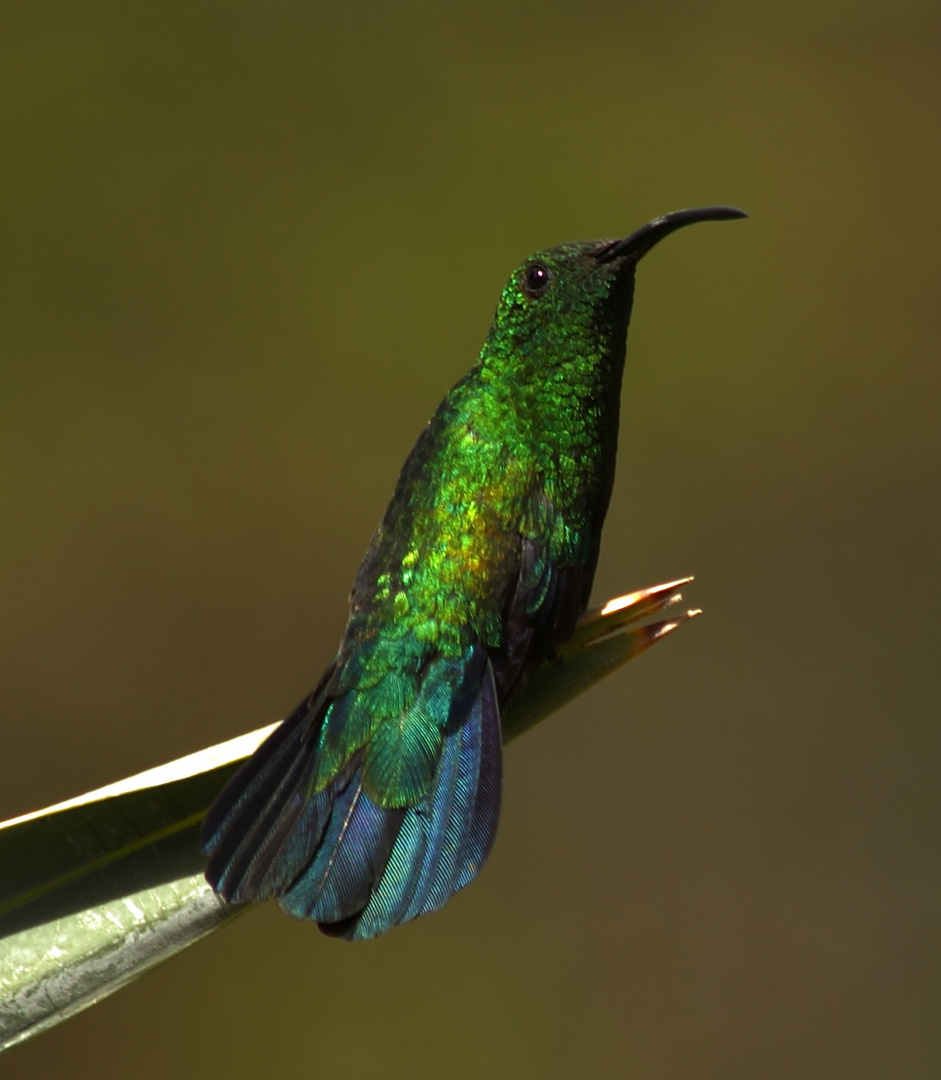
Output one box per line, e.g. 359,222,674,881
595,206,747,264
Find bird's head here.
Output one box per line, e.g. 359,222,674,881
480,206,746,386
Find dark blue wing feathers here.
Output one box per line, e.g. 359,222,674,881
279,774,404,924
201,695,327,901
454,666,502,891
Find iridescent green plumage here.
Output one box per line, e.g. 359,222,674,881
201,206,745,939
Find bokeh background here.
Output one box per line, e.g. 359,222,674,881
2,2,939,1077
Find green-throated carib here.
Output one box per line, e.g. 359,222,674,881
201,206,746,939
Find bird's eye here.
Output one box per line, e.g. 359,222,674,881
522,262,552,299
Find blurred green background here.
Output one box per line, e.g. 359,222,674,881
2,2,939,1077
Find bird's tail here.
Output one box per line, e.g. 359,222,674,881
200,658,502,939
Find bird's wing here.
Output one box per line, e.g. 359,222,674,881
491,491,592,699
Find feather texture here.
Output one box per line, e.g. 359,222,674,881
202,649,502,937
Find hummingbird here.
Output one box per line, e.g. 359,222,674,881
201,206,746,940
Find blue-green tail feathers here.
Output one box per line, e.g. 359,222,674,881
327,660,501,939
201,656,502,939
